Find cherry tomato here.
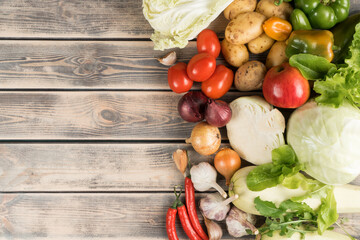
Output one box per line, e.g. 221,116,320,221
197,29,221,58
187,53,216,82
201,65,234,99
168,62,193,93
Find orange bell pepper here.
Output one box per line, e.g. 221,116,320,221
263,17,292,41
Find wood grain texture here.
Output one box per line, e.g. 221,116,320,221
0,143,228,191
0,0,359,39
0,40,266,90
0,143,358,192
0,91,264,140
0,0,228,39
0,41,266,89
0,193,358,239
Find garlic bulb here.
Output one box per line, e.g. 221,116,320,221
190,162,227,198
199,193,238,221
226,206,258,238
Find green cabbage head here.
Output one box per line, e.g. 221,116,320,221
143,0,233,50
287,100,360,185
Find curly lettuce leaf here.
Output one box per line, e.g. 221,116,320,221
142,0,233,50
314,23,360,107
246,145,303,191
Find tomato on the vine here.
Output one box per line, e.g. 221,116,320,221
201,65,234,99
168,62,193,93
187,53,216,82
197,29,221,58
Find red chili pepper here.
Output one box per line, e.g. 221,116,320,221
177,202,202,240
166,187,181,240
166,204,179,240
185,177,209,240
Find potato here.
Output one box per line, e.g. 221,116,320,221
221,39,249,68
234,61,266,91
248,33,275,54
256,0,293,20
223,0,257,20
225,12,266,45
266,41,288,69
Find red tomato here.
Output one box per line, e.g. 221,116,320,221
201,65,234,99
197,29,221,58
168,62,193,93
187,53,216,82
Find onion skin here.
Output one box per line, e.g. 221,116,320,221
186,122,221,156
178,91,208,122
205,100,232,127
214,148,241,185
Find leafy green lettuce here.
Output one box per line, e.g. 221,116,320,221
255,186,338,238
254,174,338,237
314,23,360,107
247,145,339,237
142,0,233,50
246,145,302,191
289,54,336,80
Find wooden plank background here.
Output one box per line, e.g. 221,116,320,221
0,41,267,89
0,1,228,39
0,0,359,239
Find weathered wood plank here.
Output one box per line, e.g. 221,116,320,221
0,193,358,239
0,143,229,191
0,0,359,39
0,41,267,89
0,143,358,192
0,91,262,140
0,0,228,39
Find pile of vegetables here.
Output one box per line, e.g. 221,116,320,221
143,0,360,239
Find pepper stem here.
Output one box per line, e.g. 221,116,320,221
320,0,334,5
211,182,228,198
273,0,283,6
171,185,182,208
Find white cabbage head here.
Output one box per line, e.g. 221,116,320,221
287,100,360,185
226,96,285,165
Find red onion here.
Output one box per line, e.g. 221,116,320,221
205,99,232,127
178,91,208,122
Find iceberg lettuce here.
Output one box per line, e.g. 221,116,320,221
142,0,233,50
287,100,360,185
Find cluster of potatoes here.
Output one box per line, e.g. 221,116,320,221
222,0,293,91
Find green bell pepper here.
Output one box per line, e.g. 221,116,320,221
285,30,334,62
290,9,312,30
294,0,350,29
331,13,360,63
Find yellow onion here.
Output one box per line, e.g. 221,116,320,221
186,122,221,156
214,148,241,185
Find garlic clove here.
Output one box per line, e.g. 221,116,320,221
203,215,223,240
172,149,188,177
157,51,177,66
